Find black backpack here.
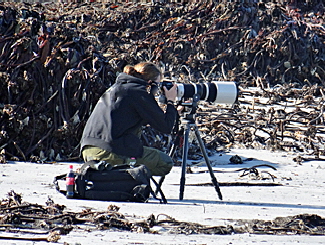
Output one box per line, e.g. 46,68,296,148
54,161,167,203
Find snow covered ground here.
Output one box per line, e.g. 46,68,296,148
0,148,325,244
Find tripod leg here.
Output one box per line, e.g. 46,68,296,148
179,125,191,200
194,126,223,200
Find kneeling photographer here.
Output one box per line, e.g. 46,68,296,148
80,62,178,177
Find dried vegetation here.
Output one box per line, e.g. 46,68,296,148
0,191,324,241
1,2,325,162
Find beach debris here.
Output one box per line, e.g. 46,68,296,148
0,191,325,239
237,164,277,181
229,155,243,164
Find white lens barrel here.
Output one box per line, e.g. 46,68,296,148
174,81,238,104
212,81,237,105
176,83,184,101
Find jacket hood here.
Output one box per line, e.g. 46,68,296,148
116,73,148,86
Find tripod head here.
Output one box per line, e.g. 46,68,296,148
179,93,201,124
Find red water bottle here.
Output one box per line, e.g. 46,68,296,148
66,165,75,199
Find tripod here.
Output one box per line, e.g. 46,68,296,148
158,94,223,200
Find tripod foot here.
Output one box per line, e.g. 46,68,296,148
179,176,186,200
212,179,223,200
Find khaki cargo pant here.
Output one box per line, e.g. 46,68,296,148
81,145,173,176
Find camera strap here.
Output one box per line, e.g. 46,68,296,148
172,113,180,136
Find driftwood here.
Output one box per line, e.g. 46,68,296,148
0,2,325,162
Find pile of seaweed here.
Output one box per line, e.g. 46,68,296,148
0,191,324,242
0,2,325,162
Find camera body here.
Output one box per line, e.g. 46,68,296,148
159,80,238,105
160,80,174,91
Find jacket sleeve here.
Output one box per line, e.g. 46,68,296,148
134,92,177,134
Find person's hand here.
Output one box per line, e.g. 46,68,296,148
163,84,177,102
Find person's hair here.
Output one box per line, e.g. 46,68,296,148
123,62,162,82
